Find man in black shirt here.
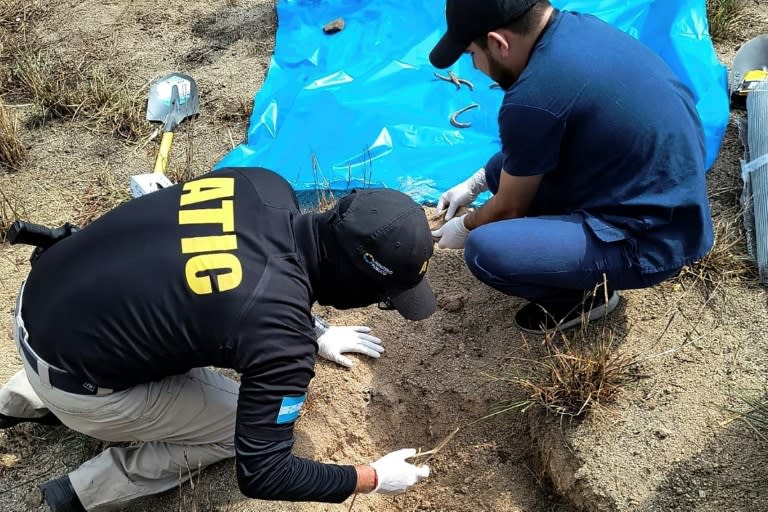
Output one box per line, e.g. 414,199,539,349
0,167,436,511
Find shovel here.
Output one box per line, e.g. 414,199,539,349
146,72,200,174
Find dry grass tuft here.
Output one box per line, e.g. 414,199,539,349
8,41,147,139
495,333,638,419
676,209,757,298
176,453,234,512
0,178,25,240
0,0,42,95
707,0,749,42
0,96,27,170
730,391,768,442
165,126,207,185
311,153,337,212
1,0,48,95
72,166,131,227
487,286,640,419
214,96,254,124
0,0,44,33
306,149,378,212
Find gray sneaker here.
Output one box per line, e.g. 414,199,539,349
515,290,621,335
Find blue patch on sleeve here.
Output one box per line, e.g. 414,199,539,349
276,394,306,425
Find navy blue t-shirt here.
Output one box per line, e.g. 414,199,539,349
499,10,714,273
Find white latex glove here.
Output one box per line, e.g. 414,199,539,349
436,168,488,220
317,326,384,368
431,215,470,249
371,448,430,495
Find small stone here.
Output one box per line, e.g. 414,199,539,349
24,487,43,508
441,297,464,313
699,490,706,498
0,453,19,469
323,17,345,34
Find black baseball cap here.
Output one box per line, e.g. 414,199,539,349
430,0,539,69
331,189,436,321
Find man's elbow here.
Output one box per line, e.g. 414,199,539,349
236,434,297,500
238,474,278,500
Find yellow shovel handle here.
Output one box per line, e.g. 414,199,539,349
153,132,175,174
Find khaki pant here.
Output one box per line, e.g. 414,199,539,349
1,284,239,511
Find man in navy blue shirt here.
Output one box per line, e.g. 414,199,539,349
430,0,714,333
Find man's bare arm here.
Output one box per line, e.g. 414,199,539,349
464,171,544,230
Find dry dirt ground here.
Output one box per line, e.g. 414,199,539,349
0,1,767,511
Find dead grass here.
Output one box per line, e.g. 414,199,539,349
487,287,641,419
213,96,254,124
676,208,757,299
307,149,378,212
731,390,768,442
311,153,337,211
8,40,147,139
0,0,44,32
165,126,207,185
71,166,131,227
0,96,27,170
179,453,215,512
707,0,749,42
0,177,26,240
0,0,46,96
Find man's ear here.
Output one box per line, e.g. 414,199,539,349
487,31,510,57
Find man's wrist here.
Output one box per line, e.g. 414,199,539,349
462,212,475,231
354,464,378,493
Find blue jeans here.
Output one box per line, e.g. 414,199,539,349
464,153,678,308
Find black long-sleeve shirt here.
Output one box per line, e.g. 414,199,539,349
21,167,357,501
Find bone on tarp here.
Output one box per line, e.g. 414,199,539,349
450,103,479,129
434,71,474,91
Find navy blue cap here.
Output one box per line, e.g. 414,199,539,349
333,189,436,321
430,0,539,69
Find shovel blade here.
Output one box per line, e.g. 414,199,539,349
731,34,768,108
147,73,200,130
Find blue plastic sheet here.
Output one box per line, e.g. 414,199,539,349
215,0,729,205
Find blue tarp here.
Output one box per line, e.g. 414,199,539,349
215,0,729,206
